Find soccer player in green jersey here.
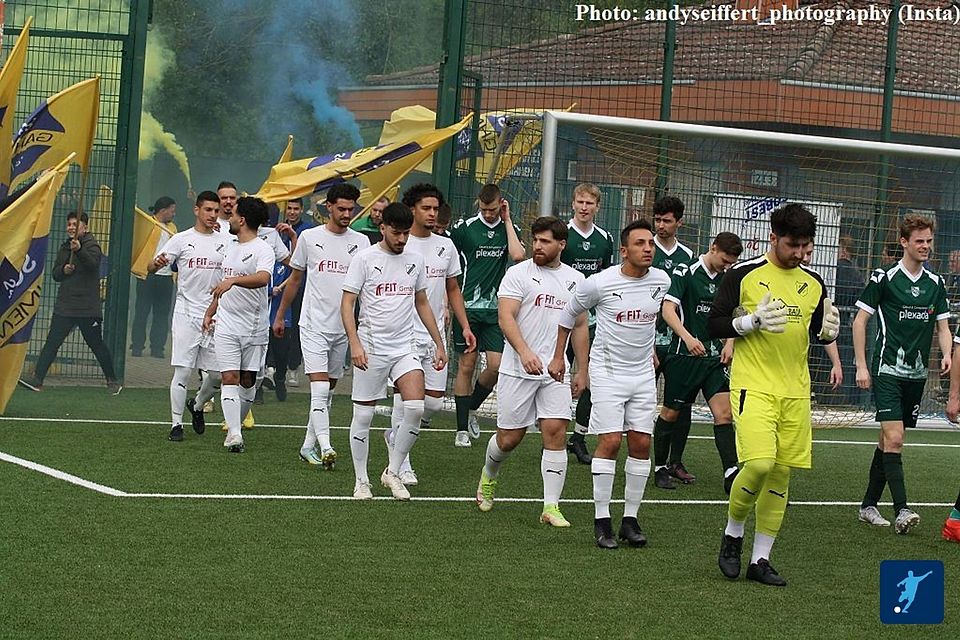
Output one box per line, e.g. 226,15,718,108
450,183,525,447
709,204,840,586
650,196,697,489
559,182,614,464
658,232,742,493
853,214,952,534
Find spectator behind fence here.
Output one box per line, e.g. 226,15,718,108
835,235,864,405
18,211,122,394
131,196,177,358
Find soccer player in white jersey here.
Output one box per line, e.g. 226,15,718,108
150,191,225,442
274,183,369,468
202,197,275,453
341,203,448,500
554,218,671,548
381,184,477,485
475,216,588,527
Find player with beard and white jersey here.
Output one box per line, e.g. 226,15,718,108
554,218,671,549
150,191,226,442
379,184,476,486
475,217,588,529
341,203,447,501
274,183,369,469
203,197,275,453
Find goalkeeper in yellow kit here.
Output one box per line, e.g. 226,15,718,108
707,204,840,587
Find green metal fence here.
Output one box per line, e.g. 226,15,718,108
5,0,148,383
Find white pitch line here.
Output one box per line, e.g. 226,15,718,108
2,415,959,448
0,449,953,506
0,450,127,497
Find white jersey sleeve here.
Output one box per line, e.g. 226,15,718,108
560,274,600,329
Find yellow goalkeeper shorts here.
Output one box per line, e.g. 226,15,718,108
730,388,812,469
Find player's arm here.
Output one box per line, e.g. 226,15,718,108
272,268,303,337
414,289,448,370
149,235,179,274
202,296,219,332
499,297,541,374
444,275,476,353
211,270,270,299
707,266,787,338
937,317,952,375
550,278,596,382
662,298,706,356
568,313,589,397
501,199,525,262
852,308,872,389
947,336,960,422
340,289,366,370
824,341,842,389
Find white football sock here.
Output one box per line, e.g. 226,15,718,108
484,434,510,479
751,532,776,564
574,422,589,436
623,456,650,519
541,448,568,508
349,403,375,484
310,380,331,450
389,400,423,474
725,517,746,538
238,384,256,420
423,394,443,422
170,366,192,427
221,385,241,440
195,370,221,406
592,457,616,519
391,392,403,429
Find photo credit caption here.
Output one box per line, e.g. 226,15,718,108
574,3,960,26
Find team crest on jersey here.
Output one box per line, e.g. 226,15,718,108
216,243,225,254
437,246,446,257
406,263,417,275
651,286,662,299
911,286,920,297
581,241,591,251
708,283,716,294
796,281,809,296
566,280,577,292
347,244,358,255
487,230,495,238
241,253,252,262
663,259,673,270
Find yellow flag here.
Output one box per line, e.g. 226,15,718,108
0,16,32,195
377,105,437,174
87,184,113,257
0,155,71,413
130,207,176,280
255,114,472,204
273,134,294,220
10,77,100,190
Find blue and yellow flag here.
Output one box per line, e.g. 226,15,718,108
255,114,472,204
9,77,99,191
0,17,32,197
131,206,176,280
0,155,71,413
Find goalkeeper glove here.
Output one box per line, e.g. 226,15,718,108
819,298,840,341
734,292,788,335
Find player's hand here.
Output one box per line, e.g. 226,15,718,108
276,222,296,239
855,365,872,390
652,351,659,371
499,198,511,222
754,293,788,333
272,317,285,338
520,349,543,376
62,263,75,275
947,396,960,423
153,253,170,270
211,278,235,299
830,363,842,390
819,298,841,341
462,327,477,354
351,343,368,371
202,314,215,333
547,355,566,383
720,340,735,365
433,344,447,371
572,370,588,398
683,335,707,357
941,355,952,376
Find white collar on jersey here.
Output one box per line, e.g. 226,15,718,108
895,259,925,282
698,256,719,278
568,220,595,239
476,213,502,230
654,235,683,255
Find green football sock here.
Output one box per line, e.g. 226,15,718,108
860,447,886,508
712,423,738,471
668,405,692,464
653,416,673,467
882,452,908,513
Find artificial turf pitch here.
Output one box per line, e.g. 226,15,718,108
1,387,958,638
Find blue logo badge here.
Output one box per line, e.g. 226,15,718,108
880,560,944,624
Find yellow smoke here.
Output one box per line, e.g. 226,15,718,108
138,27,191,187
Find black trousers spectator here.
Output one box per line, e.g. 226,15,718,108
34,314,117,382
131,274,173,356
287,287,304,371
268,332,294,383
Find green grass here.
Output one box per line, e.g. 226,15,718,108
1,388,958,639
